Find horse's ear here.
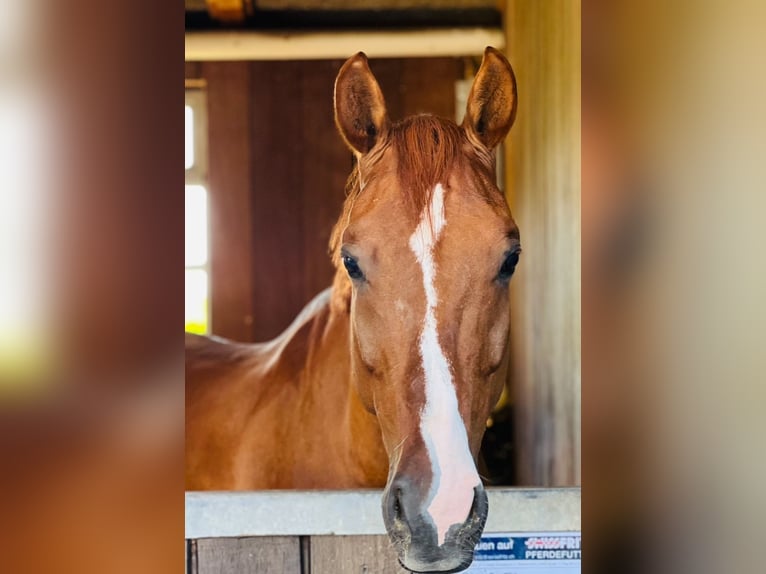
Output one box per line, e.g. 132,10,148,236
462,47,517,151
334,52,388,155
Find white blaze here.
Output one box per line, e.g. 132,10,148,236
409,183,481,546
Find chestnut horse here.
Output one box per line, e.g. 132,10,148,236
186,47,519,573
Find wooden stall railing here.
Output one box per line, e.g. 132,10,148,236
185,488,581,573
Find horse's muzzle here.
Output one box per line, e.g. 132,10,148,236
382,479,488,573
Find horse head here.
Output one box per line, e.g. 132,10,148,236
332,47,519,573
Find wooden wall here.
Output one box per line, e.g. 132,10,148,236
504,1,582,486
187,536,408,574
185,58,462,342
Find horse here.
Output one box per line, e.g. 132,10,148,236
186,47,519,573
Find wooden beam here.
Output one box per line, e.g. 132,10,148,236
255,0,495,7
201,62,257,342
310,536,407,574
505,0,581,487
185,28,504,61
185,488,581,538
196,537,301,574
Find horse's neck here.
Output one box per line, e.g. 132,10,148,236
271,288,388,487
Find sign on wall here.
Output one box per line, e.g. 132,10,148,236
467,532,581,573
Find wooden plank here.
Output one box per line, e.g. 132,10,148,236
256,0,496,8
186,61,203,80
400,57,462,118
310,535,409,574
248,60,309,340
203,61,257,342
197,537,301,574
505,1,581,485
185,28,504,61
247,60,348,340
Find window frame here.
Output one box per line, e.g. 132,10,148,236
185,84,211,334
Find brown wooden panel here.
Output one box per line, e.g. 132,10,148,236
399,57,462,119
310,535,408,574
186,61,203,80
371,57,461,123
247,60,349,340
197,537,301,574
505,1,581,486
203,61,257,342
248,60,305,341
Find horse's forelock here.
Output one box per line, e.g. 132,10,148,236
392,115,465,214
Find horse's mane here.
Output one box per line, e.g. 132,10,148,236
328,114,499,312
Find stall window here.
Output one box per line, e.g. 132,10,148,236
185,86,209,334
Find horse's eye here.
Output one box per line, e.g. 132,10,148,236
342,255,365,281
497,249,521,282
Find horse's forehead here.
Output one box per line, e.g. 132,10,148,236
358,164,502,222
